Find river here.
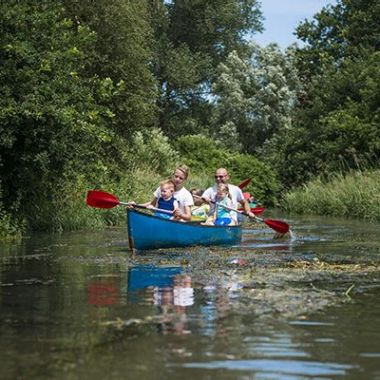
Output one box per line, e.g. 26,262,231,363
0,214,379,379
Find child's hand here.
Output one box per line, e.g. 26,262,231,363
146,204,154,209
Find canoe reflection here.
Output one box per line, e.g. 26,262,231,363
154,273,194,307
127,265,182,291
128,265,194,335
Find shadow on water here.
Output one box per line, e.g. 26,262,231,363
0,214,380,379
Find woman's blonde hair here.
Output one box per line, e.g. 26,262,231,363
174,164,190,179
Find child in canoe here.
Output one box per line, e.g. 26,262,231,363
148,179,179,219
190,188,209,221
204,183,237,226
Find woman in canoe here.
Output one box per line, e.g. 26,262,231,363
150,164,194,222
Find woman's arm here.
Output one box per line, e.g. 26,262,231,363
173,205,192,221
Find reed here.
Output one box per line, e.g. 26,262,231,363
283,170,380,221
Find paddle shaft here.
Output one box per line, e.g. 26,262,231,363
193,194,290,234
212,200,260,220
193,194,252,217
214,200,289,233
132,204,173,216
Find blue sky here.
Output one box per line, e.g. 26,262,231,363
254,0,337,48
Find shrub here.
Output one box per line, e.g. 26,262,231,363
283,170,380,221
129,128,180,176
175,134,280,205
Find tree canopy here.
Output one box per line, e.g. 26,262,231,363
273,0,380,187
1,0,380,234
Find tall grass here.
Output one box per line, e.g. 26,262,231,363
0,129,174,238
0,167,212,240
30,168,212,233
283,170,380,221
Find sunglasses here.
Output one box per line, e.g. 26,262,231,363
215,175,225,178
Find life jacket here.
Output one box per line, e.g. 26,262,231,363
157,197,177,211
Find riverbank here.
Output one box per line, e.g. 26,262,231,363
2,168,380,241
283,170,380,222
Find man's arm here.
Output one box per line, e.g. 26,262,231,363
239,198,255,218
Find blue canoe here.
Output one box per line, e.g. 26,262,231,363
127,208,242,251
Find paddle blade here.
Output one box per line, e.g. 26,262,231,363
252,206,265,216
238,206,265,215
238,178,251,189
264,218,290,234
86,190,120,209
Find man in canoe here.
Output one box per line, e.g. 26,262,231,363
202,168,255,221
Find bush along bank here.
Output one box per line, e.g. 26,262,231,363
283,170,380,222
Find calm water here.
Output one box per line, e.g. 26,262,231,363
0,215,379,380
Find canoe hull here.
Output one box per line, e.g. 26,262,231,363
127,209,242,250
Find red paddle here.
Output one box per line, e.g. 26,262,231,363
238,178,251,189
212,200,290,234
192,194,290,234
86,190,128,208
238,205,266,216
86,190,173,215
87,190,290,234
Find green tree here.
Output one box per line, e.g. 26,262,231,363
296,0,380,78
276,0,380,187
212,45,300,153
148,0,263,137
63,0,157,136
0,1,115,228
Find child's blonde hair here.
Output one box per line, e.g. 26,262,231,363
160,179,175,191
216,183,230,198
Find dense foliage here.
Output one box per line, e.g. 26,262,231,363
273,0,380,188
149,0,263,137
174,135,279,205
1,0,380,237
0,0,156,232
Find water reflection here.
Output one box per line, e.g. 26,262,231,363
184,359,353,377
126,265,194,335
127,265,183,292
87,279,120,306
0,215,379,379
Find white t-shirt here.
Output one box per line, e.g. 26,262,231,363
202,184,244,215
154,186,194,213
